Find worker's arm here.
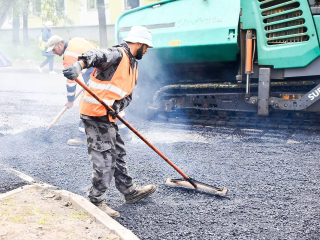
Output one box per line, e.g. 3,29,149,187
62,60,79,107
62,60,77,105
78,48,123,71
65,78,76,107
108,94,132,119
63,48,122,80
115,93,133,112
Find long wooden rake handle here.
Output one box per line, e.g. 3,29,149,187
74,78,198,189
46,89,84,131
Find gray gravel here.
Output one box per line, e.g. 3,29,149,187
0,167,28,193
1,72,320,239
1,116,320,239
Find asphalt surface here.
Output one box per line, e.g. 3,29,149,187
1,71,320,239
0,167,28,193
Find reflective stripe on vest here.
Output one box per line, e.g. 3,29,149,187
67,81,77,87
80,47,137,122
64,51,81,58
88,80,128,98
63,38,98,69
67,91,76,96
82,96,115,106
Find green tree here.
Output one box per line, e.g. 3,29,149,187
41,0,73,25
12,0,22,45
1,0,74,45
22,0,30,46
0,1,12,29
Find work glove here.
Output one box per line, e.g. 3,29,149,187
108,103,120,119
65,101,74,109
63,61,83,80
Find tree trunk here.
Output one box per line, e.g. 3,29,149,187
22,0,29,46
0,2,12,29
12,16,20,45
12,0,20,45
97,0,108,48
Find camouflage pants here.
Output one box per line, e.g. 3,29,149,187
82,119,136,203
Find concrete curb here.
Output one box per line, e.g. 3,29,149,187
0,165,139,240
0,185,35,200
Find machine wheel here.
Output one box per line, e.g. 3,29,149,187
218,111,229,118
201,110,213,117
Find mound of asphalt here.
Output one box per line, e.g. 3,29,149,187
1,116,320,239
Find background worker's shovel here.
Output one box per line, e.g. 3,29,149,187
74,78,227,196
46,89,84,131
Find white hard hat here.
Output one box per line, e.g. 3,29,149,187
45,21,53,27
124,26,153,48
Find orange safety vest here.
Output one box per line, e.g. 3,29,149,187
63,37,98,69
80,48,138,122
63,38,98,90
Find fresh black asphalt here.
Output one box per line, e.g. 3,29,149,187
0,167,28,193
1,71,320,239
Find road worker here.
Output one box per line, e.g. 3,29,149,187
46,35,132,146
62,26,156,218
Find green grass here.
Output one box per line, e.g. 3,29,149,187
71,210,88,220
11,216,23,223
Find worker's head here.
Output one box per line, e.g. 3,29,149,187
124,26,153,60
45,21,53,29
46,35,65,56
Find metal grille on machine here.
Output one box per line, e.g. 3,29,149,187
259,0,309,45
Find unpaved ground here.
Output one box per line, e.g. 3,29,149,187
0,186,120,240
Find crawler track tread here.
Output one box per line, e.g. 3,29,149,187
152,81,320,130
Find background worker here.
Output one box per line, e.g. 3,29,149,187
38,21,56,74
46,35,133,146
63,26,156,218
